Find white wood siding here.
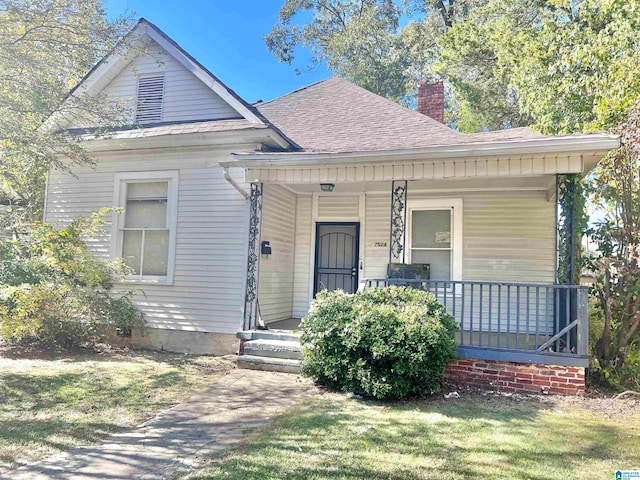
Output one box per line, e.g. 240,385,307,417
292,196,313,318
45,149,249,335
259,185,296,323
363,194,391,279
291,189,556,318
364,190,555,283
366,189,557,336
317,195,360,218
69,38,241,128
458,191,555,283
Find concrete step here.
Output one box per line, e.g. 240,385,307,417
236,355,301,374
250,330,301,343
244,339,303,360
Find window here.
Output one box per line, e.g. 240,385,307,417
407,199,463,281
113,172,178,283
135,74,165,124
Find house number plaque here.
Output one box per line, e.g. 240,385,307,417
374,242,388,247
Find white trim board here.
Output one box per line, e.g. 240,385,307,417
244,155,587,185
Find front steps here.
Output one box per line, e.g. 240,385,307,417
236,330,302,373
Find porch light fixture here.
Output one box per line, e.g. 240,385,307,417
320,183,335,192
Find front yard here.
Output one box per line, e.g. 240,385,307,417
184,390,640,480
2,345,638,480
0,346,233,474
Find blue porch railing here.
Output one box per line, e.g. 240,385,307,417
364,278,589,367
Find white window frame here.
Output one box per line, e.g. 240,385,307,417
406,198,463,281
111,171,179,284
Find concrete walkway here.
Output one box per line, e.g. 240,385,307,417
2,369,317,480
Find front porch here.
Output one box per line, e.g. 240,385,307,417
238,156,591,369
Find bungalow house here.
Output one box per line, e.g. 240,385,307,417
44,19,619,393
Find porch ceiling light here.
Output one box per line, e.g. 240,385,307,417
320,183,335,192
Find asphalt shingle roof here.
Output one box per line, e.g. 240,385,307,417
255,78,467,153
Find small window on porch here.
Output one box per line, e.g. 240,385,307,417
407,198,463,281
410,209,452,280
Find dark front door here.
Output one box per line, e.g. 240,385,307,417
314,222,360,295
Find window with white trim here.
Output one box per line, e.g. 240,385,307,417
113,172,178,283
408,199,463,281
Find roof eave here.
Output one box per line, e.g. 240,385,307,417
226,134,620,168
77,127,281,153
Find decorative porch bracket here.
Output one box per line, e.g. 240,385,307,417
389,180,408,267
244,182,263,330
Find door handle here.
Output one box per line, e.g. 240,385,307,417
351,267,357,277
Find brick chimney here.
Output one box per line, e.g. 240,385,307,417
417,80,444,123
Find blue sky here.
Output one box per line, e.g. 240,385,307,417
103,1,330,103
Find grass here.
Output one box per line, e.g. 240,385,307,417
183,391,640,480
0,348,233,474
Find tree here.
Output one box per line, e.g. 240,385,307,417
587,102,640,369
434,0,538,131
265,0,485,105
266,1,410,102
511,0,640,135
0,0,133,230
0,211,144,348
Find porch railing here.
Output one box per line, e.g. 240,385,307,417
364,278,589,365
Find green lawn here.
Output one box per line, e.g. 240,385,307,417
0,348,233,474
184,392,640,480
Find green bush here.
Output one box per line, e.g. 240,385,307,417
0,212,144,349
300,286,458,399
588,298,639,391
588,297,605,357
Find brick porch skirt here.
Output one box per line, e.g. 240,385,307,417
444,358,585,395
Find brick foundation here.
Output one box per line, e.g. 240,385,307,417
444,358,585,395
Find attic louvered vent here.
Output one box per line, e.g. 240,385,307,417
135,74,165,124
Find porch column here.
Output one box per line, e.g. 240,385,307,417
555,174,583,347
244,182,263,330
556,174,581,285
389,180,408,273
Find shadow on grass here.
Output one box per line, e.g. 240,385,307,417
0,340,229,370
0,418,130,464
187,395,628,480
0,358,230,473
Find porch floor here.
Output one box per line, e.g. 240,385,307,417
266,318,302,331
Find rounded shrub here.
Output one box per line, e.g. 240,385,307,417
300,286,458,399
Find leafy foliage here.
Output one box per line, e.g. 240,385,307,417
586,99,640,372
0,0,133,229
266,1,411,103
511,0,640,134
0,211,144,348
268,1,640,133
434,0,535,131
300,286,458,399
265,0,484,105
556,175,587,285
